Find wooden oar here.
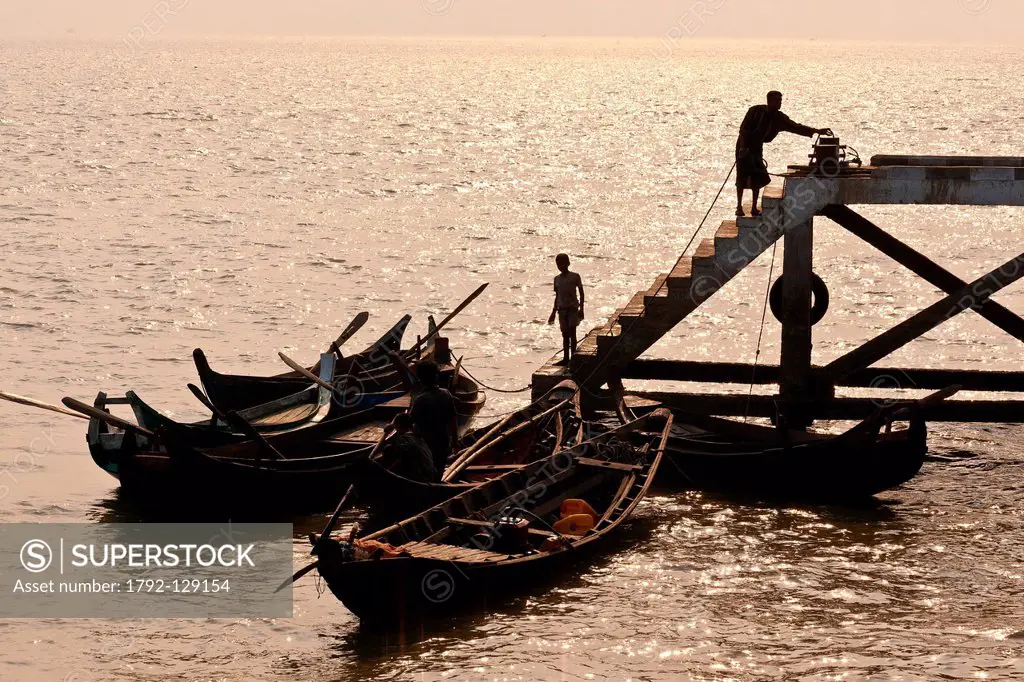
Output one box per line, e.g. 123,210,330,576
333,311,370,352
891,384,961,420
280,477,367,592
224,409,285,461
0,390,89,420
310,483,356,557
451,355,464,387
187,383,286,460
312,311,369,374
62,397,156,438
278,352,335,393
406,283,488,356
915,384,961,408
187,383,226,421
275,561,319,593
184,382,283,459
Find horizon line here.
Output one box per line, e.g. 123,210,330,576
3,34,1022,47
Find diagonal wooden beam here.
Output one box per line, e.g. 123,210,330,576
823,204,1024,342
821,251,1024,383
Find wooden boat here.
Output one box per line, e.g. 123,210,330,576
618,393,936,501
84,359,486,515
122,352,338,444
106,435,377,517
195,315,412,413
311,409,672,626
89,351,403,456
356,380,584,520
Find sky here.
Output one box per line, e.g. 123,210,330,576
0,0,1021,43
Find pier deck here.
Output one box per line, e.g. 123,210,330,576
532,155,1024,424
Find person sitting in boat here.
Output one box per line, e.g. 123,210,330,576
410,360,458,478
736,91,830,217
376,412,438,482
547,253,585,365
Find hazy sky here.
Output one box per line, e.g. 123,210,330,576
1,0,1021,43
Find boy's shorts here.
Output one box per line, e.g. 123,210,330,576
557,307,580,335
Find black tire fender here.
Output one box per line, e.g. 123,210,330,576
769,273,829,326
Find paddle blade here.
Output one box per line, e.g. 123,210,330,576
409,282,489,353
275,561,318,593
919,384,961,408
313,312,370,374
311,483,357,556
335,312,369,348
187,383,224,420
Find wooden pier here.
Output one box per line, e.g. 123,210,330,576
532,155,1024,425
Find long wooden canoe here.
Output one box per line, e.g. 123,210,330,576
313,409,673,626
85,360,486,516
620,396,930,501
195,315,412,412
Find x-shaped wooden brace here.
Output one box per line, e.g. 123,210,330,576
819,204,1024,384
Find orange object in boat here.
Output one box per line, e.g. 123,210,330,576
552,513,595,536
560,499,598,519
354,538,405,559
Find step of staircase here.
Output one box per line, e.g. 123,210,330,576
643,274,669,305
562,181,792,390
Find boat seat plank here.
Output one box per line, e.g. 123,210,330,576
399,541,512,562
448,517,555,538
575,457,643,472
462,464,528,473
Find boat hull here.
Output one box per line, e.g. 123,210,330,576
93,443,371,518
315,410,673,626
655,420,927,501
320,539,610,627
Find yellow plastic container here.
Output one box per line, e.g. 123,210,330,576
560,499,598,519
553,513,595,536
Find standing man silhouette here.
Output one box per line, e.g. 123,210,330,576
736,91,830,217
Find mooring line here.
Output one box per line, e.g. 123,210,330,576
458,364,532,394
744,241,778,422
575,161,738,399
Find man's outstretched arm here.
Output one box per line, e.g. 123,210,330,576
780,113,829,138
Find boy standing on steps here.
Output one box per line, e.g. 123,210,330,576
548,253,585,365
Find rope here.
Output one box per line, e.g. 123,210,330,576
576,161,738,397
458,364,532,394
668,161,738,285
744,241,778,423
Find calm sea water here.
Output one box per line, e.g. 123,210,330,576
1,37,1023,680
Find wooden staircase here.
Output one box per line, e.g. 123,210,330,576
569,185,791,392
